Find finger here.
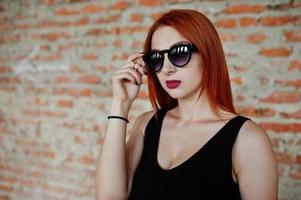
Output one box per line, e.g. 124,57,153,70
115,67,142,84
120,61,146,76
112,72,137,85
134,62,147,76
127,53,144,63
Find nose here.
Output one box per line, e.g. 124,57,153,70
160,53,177,75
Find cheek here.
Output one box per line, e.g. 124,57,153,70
157,75,166,88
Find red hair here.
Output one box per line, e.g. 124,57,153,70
144,9,236,115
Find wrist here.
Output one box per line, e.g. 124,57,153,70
109,99,131,118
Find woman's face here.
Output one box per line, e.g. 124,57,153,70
151,26,204,100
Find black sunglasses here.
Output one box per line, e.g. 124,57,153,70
142,42,198,73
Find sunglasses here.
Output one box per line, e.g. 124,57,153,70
142,42,198,73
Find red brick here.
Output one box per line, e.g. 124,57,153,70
137,90,149,100
167,0,194,3
267,2,301,11
40,44,50,51
74,17,89,26
81,53,98,61
0,66,11,74
260,122,301,133
112,52,131,61
78,75,101,84
79,155,94,165
74,135,83,144
276,79,301,88
289,60,301,71
0,22,13,31
32,53,61,62
275,152,296,164
236,106,276,117
151,11,165,21
247,32,267,44
259,91,300,103
23,109,68,118
215,18,237,28
32,32,71,42
230,65,248,72
0,184,12,192
131,40,144,48
56,99,74,108
111,1,129,10
118,26,149,34
0,5,5,12
69,64,83,73
260,47,292,57
0,34,21,43
139,0,164,6
54,76,70,83
260,15,297,26
225,4,265,14
81,5,106,13
95,14,120,24
219,32,240,42
234,94,245,102
289,167,301,179
0,175,17,184
53,7,79,16
24,149,56,159
0,76,21,84
35,18,89,29
283,30,301,42
239,17,257,27
33,97,49,106
58,42,76,51
113,40,122,47
231,76,243,85
80,88,93,97
258,75,269,85
86,27,118,36
297,155,301,164
131,13,144,22
280,109,301,119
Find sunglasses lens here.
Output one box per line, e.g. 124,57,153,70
148,52,163,72
143,43,196,72
169,44,191,67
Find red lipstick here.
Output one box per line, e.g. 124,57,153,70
166,80,181,89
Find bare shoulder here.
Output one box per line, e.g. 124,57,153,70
126,109,157,194
236,119,273,149
128,109,157,137
232,118,278,199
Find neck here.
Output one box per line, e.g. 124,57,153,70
170,91,226,124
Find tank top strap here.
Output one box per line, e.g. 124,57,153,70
143,108,169,158
214,115,250,182
218,115,250,148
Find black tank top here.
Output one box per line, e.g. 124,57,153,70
128,108,250,200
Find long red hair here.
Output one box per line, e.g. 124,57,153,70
144,9,236,115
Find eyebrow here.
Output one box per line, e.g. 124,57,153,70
151,40,189,51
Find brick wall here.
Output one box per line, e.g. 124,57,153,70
0,0,300,199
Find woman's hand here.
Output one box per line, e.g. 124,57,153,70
111,53,147,107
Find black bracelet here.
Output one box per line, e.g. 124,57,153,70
107,115,129,123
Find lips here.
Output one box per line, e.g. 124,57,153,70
166,80,182,89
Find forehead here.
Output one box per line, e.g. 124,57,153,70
151,26,189,50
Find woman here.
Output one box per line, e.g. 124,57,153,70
96,9,278,200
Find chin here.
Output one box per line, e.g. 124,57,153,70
164,89,187,99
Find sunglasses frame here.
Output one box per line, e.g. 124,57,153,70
142,42,198,73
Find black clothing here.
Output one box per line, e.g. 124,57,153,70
128,108,249,200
